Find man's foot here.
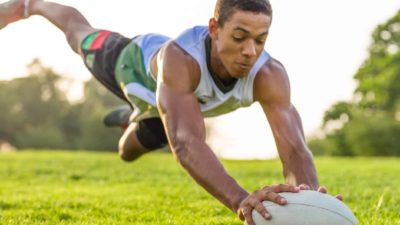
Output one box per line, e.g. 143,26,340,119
103,105,133,129
0,0,29,29
0,0,33,29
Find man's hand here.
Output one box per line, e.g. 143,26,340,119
237,184,300,225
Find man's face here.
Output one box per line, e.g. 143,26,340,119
211,10,272,78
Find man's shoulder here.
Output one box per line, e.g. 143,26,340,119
158,41,201,91
253,57,290,102
256,57,288,82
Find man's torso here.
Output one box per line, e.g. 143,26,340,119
115,26,270,121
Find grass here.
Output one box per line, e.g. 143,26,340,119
0,150,399,225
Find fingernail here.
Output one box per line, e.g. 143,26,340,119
281,198,287,204
264,213,271,220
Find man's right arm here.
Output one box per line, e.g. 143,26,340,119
155,43,300,225
155,42,248,213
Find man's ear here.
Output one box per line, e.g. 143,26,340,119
208,18,219,40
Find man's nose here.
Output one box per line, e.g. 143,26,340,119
242,40,256,57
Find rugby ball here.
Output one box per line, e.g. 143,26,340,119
245,190,357,225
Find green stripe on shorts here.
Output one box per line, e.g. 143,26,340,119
115,42,156,92
81,31,101,69
115,41,158,119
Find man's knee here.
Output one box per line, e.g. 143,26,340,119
118,135,140,162
117,123,150,162
117,118,168,162
118,147,134,162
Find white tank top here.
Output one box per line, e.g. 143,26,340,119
125,26,270,120
174,26,270,117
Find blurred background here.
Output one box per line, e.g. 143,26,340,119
0,0,400,159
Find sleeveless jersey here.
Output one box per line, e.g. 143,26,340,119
116,26,270,121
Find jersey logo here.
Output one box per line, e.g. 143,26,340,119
197,95,212,104
197,97,207,104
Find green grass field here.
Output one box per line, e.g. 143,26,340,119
0,151,399,225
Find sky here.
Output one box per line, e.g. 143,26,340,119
0,0,399,159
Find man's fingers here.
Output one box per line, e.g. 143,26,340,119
299,184,310,190
268,184,300,193
260,184,300,205
318,186,327,193
317,186,343,201
242,208,255,225
263,190,287,205
239,184,306,224
253,201,271,220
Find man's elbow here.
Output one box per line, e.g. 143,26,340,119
283,142,314,164
169,135,195,166
296,146,314,162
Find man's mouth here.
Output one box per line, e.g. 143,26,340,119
236,62,251,70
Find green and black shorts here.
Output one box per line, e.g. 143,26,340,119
80,30,169,150
80,30,131,103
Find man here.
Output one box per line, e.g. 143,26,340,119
0,0,336,224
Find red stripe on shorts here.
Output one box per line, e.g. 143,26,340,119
90,31,112,50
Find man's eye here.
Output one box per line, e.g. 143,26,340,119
232,36,245,42
256,39,265,45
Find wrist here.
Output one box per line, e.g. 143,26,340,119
230,190,249,213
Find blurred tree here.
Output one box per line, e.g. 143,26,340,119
354,9,400,112
74,79,125,151
310,9,400,156
0,59,70,149
0,59,124,151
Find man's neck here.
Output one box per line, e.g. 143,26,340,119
205,35,237,93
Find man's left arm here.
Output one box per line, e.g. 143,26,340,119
254,58,319,190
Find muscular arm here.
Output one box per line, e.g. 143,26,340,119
254,58,319,190
156,42,248,212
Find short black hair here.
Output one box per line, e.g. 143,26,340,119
214,0,272,27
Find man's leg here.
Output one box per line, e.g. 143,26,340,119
0,0,28,29
1,0,163,162
29,0,98,53
119,118,168,162
118,123,150,161
0,0,97,53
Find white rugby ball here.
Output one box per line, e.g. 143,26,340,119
245,190,357,225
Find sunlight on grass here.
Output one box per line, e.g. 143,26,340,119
0,151,399,224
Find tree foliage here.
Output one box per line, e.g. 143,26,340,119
0,59,124,151
355,9,400,112
309,9,400,156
